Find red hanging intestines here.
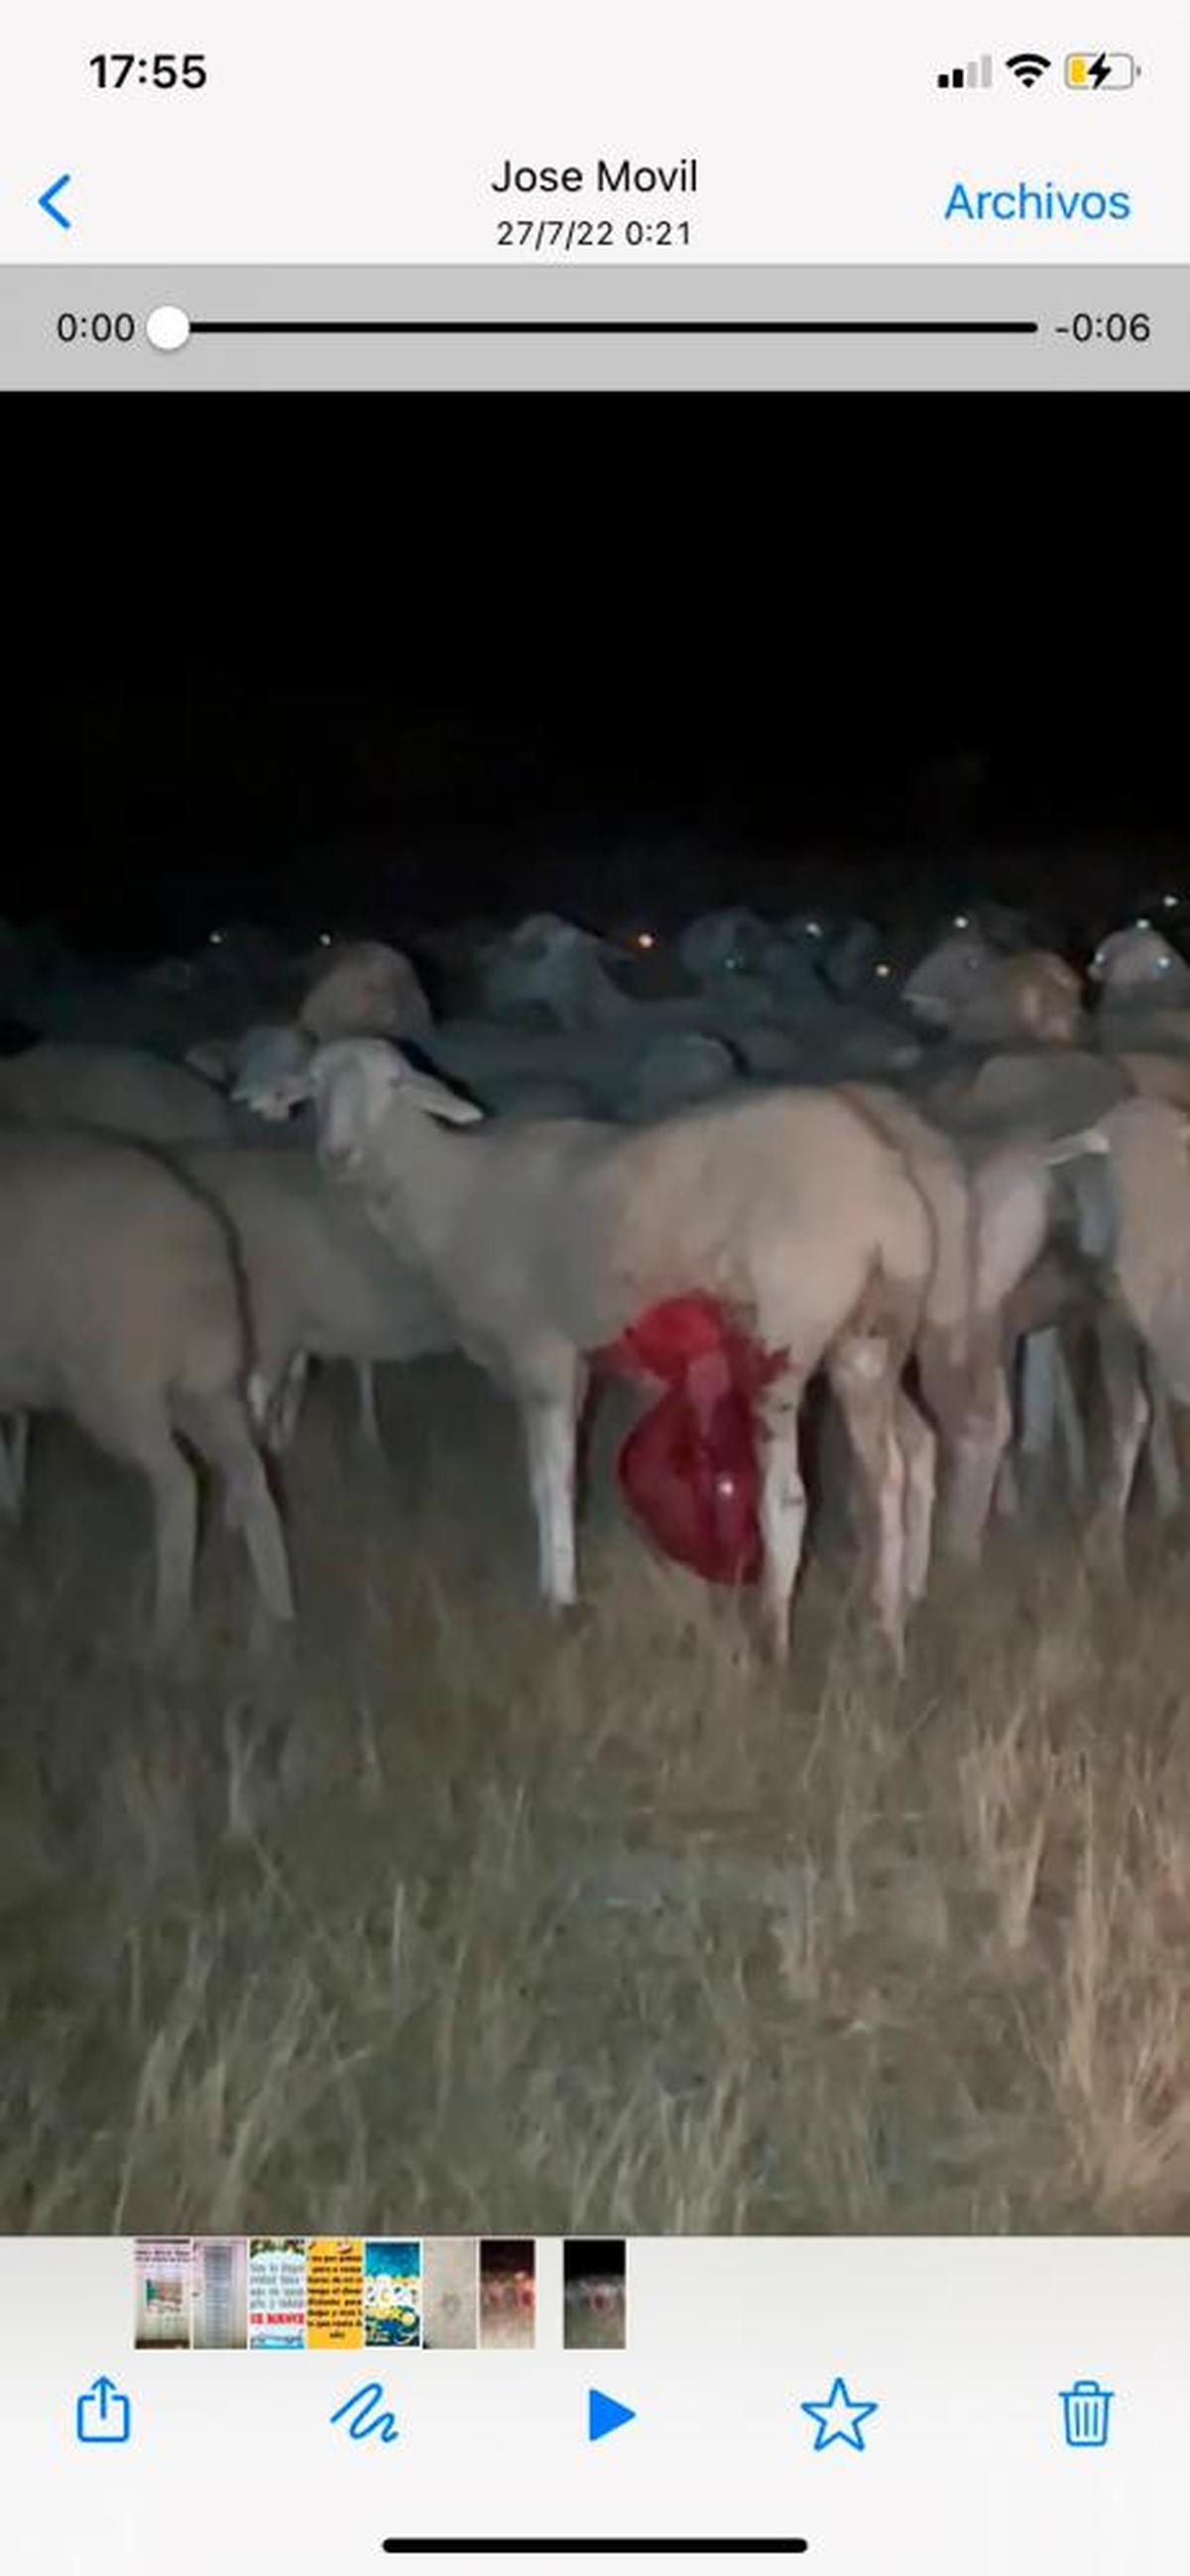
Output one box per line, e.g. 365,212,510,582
599,1294,772,1585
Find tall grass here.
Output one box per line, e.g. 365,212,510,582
4,1355,1190,2234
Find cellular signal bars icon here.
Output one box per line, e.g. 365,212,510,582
937,55,994,88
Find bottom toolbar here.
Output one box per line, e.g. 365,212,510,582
1,2236,1182,2574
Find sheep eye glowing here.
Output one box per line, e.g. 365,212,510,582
875,961,892,979
953,914,970,929
1134,918,1151,930
636,931,655,950
1163,895,1179,910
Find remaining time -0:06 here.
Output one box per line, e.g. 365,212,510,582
1054,311,1150,342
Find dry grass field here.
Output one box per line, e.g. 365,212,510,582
4,1353,1190,2238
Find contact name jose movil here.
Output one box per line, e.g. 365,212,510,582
491,158,698,193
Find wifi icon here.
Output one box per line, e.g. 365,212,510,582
1006,51,1052,84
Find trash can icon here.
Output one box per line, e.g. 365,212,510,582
1060,2380,1114,2447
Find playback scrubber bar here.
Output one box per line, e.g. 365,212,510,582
188,317,1037,335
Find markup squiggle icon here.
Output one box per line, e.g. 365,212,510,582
330,2381,400,2443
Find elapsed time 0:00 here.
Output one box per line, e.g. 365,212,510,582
57,313,137,342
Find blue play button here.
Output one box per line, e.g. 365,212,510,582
588,2389,636,2442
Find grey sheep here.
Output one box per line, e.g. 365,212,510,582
173,1138,456,1453
0,1041,232,1144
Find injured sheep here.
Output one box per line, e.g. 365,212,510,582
244,1038,946,1663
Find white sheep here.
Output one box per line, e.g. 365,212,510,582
894,1052,1126,1538
1066,1095,1190,1553
839,1082,1109,1564
244,1038,943,1662
0,1042,233,1143
298,939,433,1042
905,1051,1190,1545
903,935,1083,1044
174,1137,456,1453
0,1126,294,1641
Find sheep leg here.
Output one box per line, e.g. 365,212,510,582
150,1449,199,1645
523,1376,583,1607
78,1393,198,1645
1053,1337,1088,1500
1086,1313,1148,1568
828,1332,911,1660
267,1351,308,1453
939,1360,1013,1564
574,1369,606,1518
1019,1327,1059,1468
1142,1356,1182,1519
755,1373,809,1662
355,1362,383,1451
0,1412,29,1522
178,1387,295,1624
994,1449,1021,1520
896,1388,937,1606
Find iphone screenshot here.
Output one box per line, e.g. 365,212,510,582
3,5,1188,2573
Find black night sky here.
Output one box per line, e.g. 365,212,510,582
11,687,1184,962
14,400,1181,961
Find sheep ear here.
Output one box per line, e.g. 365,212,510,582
185,1037,237,1079
1045,1127,1110,1165
400,1066,484,1125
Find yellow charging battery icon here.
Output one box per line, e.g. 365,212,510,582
1065,51,1138,86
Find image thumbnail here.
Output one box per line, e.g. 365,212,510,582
480,2241,536,2351
134,2239,191,2350
307,2238,364,2349
191,2238,248,2350
364,2240,421,2346
563,2240,627,2349
422,2238,478,2350
248,2240,307,2349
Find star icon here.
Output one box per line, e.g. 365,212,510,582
800,2375,880,2453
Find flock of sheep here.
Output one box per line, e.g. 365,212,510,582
4,893,1190,1659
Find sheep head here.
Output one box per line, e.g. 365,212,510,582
226,1025,316,1117
242,1038,484,1175
901,928,1000,1026
1089,924,1190,998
